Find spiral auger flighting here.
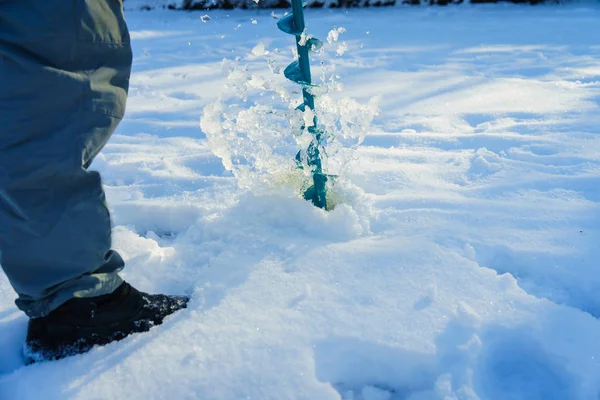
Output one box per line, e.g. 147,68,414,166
277,0,329,210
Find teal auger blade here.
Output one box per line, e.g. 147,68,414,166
277,0,328,210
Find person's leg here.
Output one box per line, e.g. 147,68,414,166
0,0,131,318
1,1,188,362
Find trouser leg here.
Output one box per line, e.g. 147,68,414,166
0,0,132,317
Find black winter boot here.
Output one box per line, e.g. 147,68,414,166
25,282,189,363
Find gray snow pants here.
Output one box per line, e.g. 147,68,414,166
0,0,132,317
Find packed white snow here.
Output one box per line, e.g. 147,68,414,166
1,5,600,400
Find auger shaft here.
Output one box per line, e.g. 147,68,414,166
278,0,327,209
291,0,310,83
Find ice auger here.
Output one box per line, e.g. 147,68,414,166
277,0,328,210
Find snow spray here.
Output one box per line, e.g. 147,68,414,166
201,17,378,211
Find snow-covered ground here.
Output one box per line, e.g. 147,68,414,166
2,5,600,400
